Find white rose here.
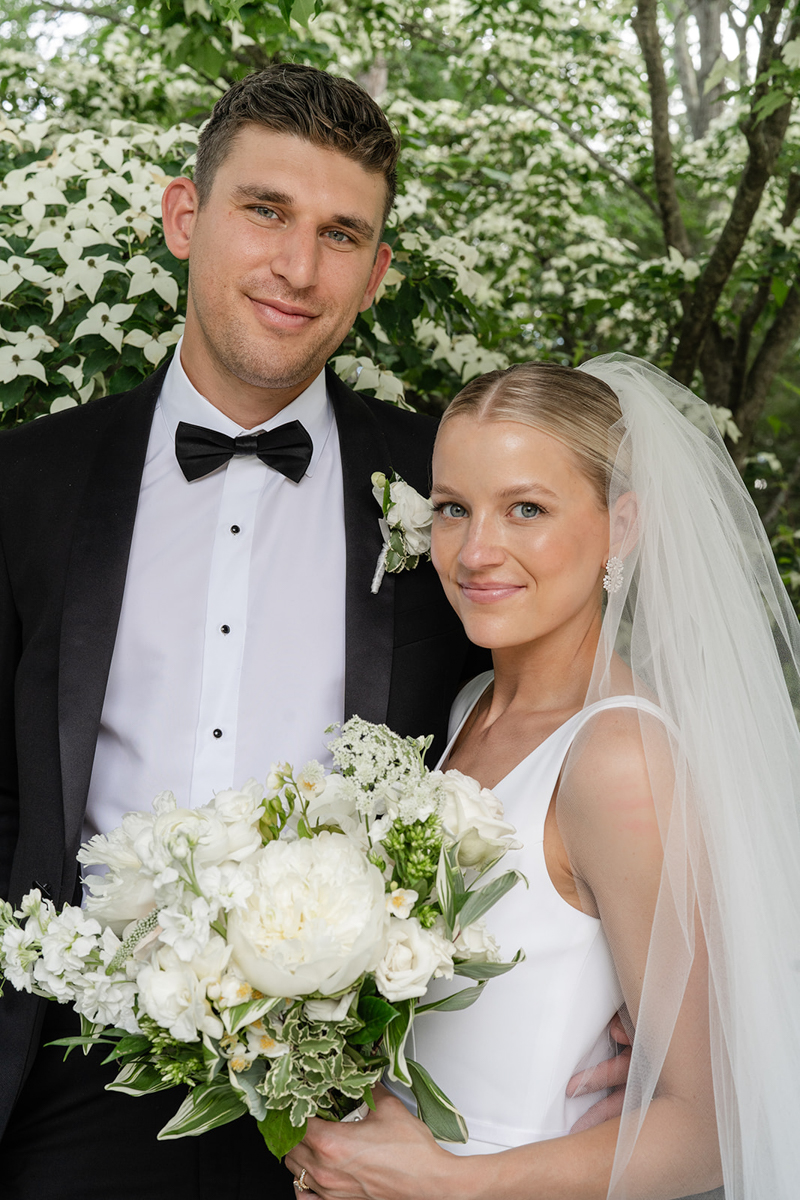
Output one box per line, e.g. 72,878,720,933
387,479,433,555
454,918,501,963
227,831,388,997
137,945,221,1041
303,990,356,1022
438,769,520,869
211,779,264,824
374,916,454,1002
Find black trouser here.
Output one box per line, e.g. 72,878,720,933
0,1003,295,1200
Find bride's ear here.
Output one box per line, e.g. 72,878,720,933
609,491,639,561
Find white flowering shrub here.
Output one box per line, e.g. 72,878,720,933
0,108,503,427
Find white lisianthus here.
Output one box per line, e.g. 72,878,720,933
227,831,388,997
374,916,454,1002
137,945,222,1041
438,769,520,869
305,773,364,842
82,864,157,934
385,888,418,919
454,918,502,963
303,991,356,1022
386,479,434,555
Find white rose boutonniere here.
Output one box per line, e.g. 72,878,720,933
370,471,434,594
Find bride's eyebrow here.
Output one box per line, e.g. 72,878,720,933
496,482,559,501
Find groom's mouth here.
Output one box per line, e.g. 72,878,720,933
248,296,319,331
458,581,525,604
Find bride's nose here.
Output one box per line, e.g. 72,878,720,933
457,514,505,570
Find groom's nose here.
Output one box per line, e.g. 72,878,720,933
267,222,320,291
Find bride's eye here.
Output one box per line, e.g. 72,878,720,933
436,502,468,519
511,502,543,519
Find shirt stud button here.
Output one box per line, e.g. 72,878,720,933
220,624,230,635
230,525,240,534
213,728,223,739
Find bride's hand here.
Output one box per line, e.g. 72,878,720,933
283,1085,470,1200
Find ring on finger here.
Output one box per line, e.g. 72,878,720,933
293,1168,311,1192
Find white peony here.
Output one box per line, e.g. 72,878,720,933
227,831,388,997
438,769,520,869
374,916,454,1002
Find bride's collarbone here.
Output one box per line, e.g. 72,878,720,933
447,705,577,791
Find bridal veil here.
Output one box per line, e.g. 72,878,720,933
560,354,800,1199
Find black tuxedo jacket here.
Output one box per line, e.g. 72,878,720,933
0,361,483,1135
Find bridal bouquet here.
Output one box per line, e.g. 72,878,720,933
0,719,522,1156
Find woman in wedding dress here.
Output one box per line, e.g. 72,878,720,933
285,355,800,1200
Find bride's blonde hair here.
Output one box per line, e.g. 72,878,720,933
440,362,625,508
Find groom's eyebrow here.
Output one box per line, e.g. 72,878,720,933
232,184,375,241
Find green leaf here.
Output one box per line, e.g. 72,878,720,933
228,1060,268,1120
106,1060,174,1096
157,1080,247,1139
435,844,459,936
257,1106,306,1158
753,88,791,124
382,998,413,1084
453,949,525,980
456,869,525,931
415,983,485,1013
406,1059,468,1143
771,278,790,307
349,995,400,1045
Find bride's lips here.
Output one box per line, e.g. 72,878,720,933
458,581,525,604
248,296,319,331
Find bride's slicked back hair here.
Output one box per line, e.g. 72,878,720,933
440,362,625,508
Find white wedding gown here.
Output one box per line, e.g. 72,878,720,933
403,671,665,1156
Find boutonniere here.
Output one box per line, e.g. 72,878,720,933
370,471,434,594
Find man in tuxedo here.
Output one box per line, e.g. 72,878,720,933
0,64,479,1199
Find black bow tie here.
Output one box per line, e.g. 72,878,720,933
175,420,313,483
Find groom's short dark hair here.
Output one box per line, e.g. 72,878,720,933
194,64,400,226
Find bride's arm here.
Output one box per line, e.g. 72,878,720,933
285,710,722,1200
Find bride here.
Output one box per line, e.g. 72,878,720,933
284,355,800,1199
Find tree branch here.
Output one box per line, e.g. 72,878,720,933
632,0,692,256
734,277,800,465
487,72,659,218
38,1,142,31
763,452,800,528
670,0,798,385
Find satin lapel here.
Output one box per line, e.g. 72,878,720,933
58,368,165,856
327,368,395,726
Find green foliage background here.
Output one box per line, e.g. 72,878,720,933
0,0,799,603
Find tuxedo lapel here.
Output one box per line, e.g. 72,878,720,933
327,368,395,726
58,367,166,857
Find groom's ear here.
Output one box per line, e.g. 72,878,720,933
162,176,198,261
609,491,639,561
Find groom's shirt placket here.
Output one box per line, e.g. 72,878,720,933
82,348,346,843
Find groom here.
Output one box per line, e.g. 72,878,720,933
0,65,480,1199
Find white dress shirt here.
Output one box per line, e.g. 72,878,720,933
83,344,347,841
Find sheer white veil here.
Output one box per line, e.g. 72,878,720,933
565,354,800,1199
